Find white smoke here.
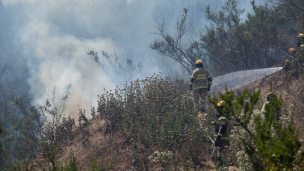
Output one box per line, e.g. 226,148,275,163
0,0,266,119
20,18,117,118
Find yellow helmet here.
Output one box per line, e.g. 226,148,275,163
217,101,225,107
289,48,296,53
298,33,304,38
266,92,277,101
300,44,304,48
285,60,290,64
195,59,203,65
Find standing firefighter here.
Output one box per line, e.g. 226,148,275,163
297,33,304,47
212,101,231,168
189,59,212,113
284,48,297,75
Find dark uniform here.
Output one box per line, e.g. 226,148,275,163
284,48,297,75
297,34,304,47
212,102,231,168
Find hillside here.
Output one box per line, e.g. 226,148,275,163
24,62,304,171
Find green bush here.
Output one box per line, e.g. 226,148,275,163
57,149,79,171
209,87,304,170
90,153,116,171
97,73,213,167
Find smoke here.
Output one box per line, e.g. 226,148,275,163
0,0,265,119
24,24,117,118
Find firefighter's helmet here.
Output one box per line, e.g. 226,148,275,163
285,60,290,65
266,92,277,101
300,44,304,48
289,48,296,53
217,101,225,107
195,59,203,65
298,33,304,38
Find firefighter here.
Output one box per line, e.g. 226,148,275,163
261,92,281,121
301,44,304,51
189,59,212,113
212,101,231,168
284,48,296,74
289,48,296,55
284,59,291,70
297,33,304,47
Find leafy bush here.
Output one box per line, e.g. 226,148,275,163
90,153,116,171
148,150,173,168
97,73,213,167
209,86,304,170
57,149,79,171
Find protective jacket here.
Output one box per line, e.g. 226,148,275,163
297,37,304,47
261,101,281,121
284,60,292,70
190,68,212,90
212,114,231,168
214,115,231,148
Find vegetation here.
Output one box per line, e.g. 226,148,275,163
209,83,304,170
1,0,304,170
96,73,213,169
87,49,144,86
150,0,303,76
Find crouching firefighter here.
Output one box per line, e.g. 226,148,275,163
212,101,231,168
261,92,281,121
189,59,212,113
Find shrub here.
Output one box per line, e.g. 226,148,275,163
209,87,304,170
97,73,213,167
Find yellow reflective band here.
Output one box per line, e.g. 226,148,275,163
218,116,227,121
195,74,206,80
189,82,194,85
194,86,208,90
208,82,212,84
191,76,196,79
197,74,206,77
261,109,266,112
221,137,230,140
196,77,206,80
208,76,211,78
218,133,223,136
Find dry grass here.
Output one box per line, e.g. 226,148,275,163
31,63,304,171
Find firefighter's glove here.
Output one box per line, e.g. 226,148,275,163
189,85,193,91
214,136,221,147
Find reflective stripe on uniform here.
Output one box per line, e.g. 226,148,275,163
208,82,212,84
261,108,266,112
196,74,206,80
191,76,196,79
218,116,227,121
218,133,223,136
194,86,208,90
208,75,211,78
196,77,206,80
189,82,194,85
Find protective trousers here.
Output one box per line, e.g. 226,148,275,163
212,147,229,169
193,88,207,111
